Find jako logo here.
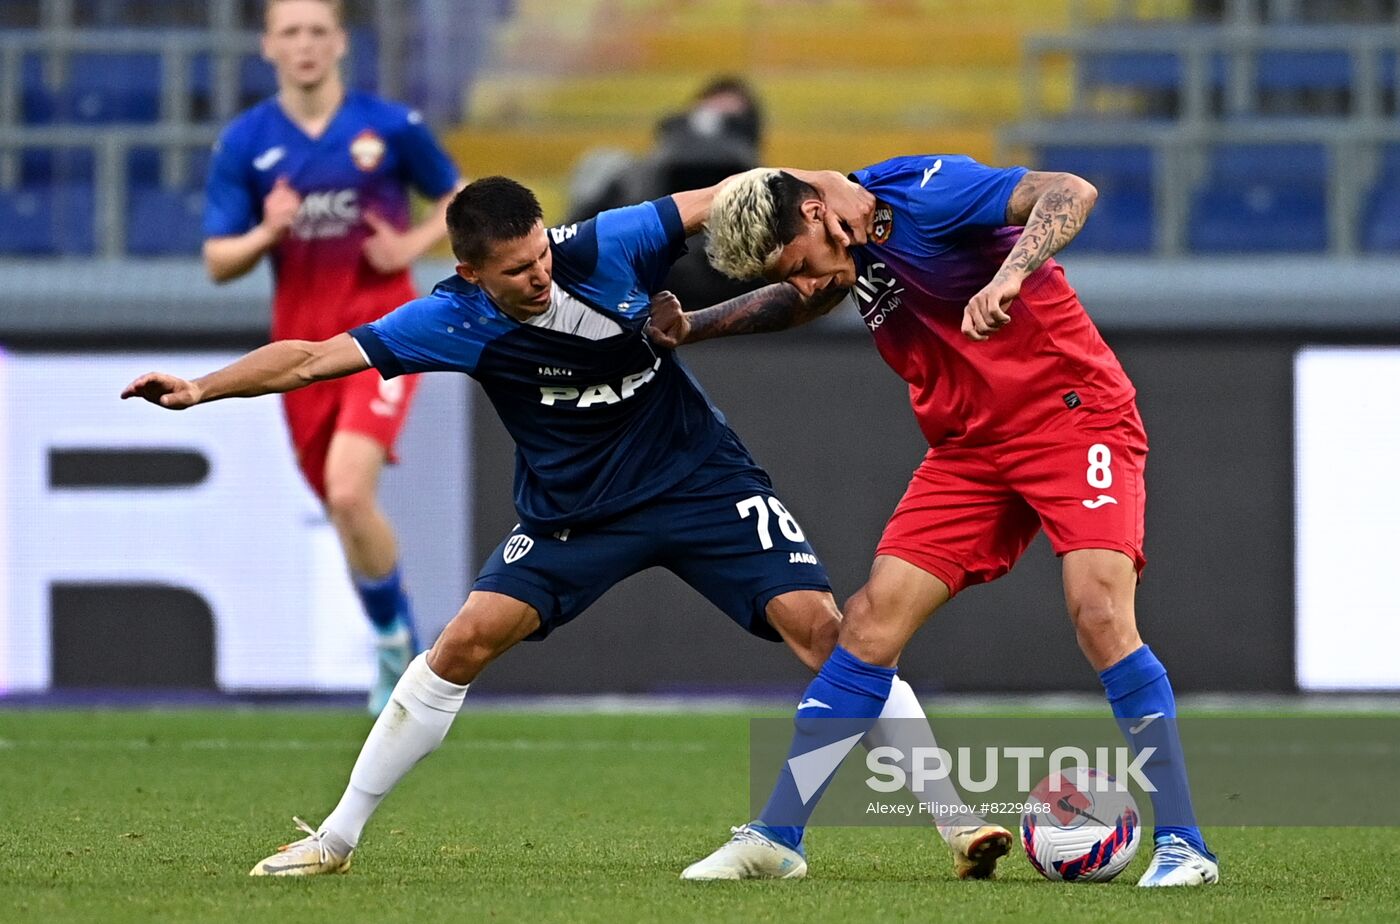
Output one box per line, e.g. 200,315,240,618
503,534,534,563
539,357,661,407
853,262,905,331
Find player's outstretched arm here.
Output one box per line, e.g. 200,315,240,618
121,333,369,409
647,284,847,349
961,171,1098,342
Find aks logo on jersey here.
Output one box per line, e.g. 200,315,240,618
853,261,906,332
503,533,535,563
292,189,359,240
350,129,386,171
870,201,894,244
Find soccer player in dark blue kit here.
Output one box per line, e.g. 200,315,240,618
122,173,983,879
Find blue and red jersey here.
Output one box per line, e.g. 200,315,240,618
849,155,1136,448
205,91,460,342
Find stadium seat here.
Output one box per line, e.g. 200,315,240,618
1079,51,1183,92
1038,144,1154,253
19,52,55,123
126,147,212,188
1255,50,1352,92
125,186,206,256
18,147,96,185
1188,143,1328,252
347,26,379,92
23,52,163,124
0,183,95,255
1361,144,1400,252
1255,50,1353,115
1075,41,1225,117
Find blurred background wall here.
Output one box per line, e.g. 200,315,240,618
1,0,1397,696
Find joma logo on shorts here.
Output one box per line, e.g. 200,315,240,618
539,357,661,408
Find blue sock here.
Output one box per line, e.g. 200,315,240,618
353,565,417,648
1099,645,1210,856
758,646,896,850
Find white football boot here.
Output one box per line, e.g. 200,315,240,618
942,824,1013,880
249,817,354,877
1137,833,1219,887
681,824,807,880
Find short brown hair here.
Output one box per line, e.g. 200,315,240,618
446,177,544,264
264,0,344,28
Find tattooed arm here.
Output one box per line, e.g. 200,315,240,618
960,171,1097,342
646,284,848,349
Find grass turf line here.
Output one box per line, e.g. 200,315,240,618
0,709,1396,923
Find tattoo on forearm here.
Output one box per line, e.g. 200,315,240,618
686,284,843,342
1002,186,1088,278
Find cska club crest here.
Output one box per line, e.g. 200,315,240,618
870,201,894,244
350,129,386,171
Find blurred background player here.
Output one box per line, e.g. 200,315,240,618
666,157,1216,887
202,0,463,714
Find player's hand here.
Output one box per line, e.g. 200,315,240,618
261,175,301,238
121,372,203,410
644,290,690,349
361,211,416,274
813,171,875,247
961,273,1020,341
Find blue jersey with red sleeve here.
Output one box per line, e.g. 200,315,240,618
849,155,1135,447
349,198,734,532
205,91,460,342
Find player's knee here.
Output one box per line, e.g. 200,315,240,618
836,587,900,666
1067,588,1138,666
428,624,506,685
766,592,840,669
323,478,375,526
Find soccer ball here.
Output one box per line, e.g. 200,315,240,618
1021,766,1141,882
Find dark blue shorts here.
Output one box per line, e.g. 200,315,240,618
473,433,831,641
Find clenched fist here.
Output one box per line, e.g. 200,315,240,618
645,290,689,349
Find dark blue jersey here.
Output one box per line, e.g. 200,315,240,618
350,198,732,532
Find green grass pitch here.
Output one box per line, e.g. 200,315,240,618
1,709,1396,923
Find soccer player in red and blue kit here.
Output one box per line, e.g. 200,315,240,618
663,156,1219,887
202,0,462,714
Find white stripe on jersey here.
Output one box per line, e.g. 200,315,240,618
524,283,623,340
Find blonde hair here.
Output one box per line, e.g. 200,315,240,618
265,0,344,28
705,168,784,281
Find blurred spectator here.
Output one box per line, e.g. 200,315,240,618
567,76,766,306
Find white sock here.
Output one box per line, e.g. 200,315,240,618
865,675,982,840
320,653,468,847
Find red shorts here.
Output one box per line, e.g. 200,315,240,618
280,368,420,499
877,405,1148,596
